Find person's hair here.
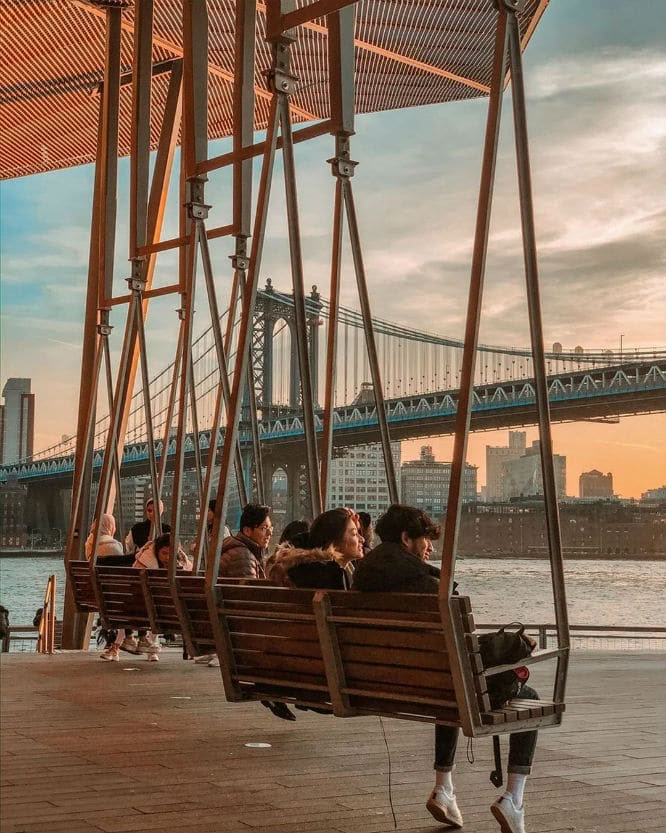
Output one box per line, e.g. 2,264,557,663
375,504,441,544
309,508,353,550
153,532,171,566
154,532,171,552
208,498,216,513
357,512,372,533
240,503,271,530
279,519,310,545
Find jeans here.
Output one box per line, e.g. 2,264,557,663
435,684,539,775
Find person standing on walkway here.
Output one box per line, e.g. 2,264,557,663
352,503,539,833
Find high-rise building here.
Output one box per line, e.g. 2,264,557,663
328,441,401,517
401,445,477,515
579,470,613,498
503,440,567,499
0,480,28,547
485,431,526,501
1,378,35,464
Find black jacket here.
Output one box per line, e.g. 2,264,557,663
128,519,171,551
351,541,440,594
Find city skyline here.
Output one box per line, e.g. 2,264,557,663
1,0,664,499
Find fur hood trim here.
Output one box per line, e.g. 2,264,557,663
268,542,346,572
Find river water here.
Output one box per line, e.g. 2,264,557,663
1,555,665,640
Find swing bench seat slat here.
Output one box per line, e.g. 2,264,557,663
213,585,567,737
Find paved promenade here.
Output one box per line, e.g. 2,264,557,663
1,650,664,833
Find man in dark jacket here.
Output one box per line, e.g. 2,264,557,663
353,504,538,833
219,503,272,578
351,504,440,595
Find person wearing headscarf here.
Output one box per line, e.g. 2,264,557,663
85,513,124,560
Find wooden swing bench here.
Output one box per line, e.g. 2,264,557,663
213,585,566,737
67,559,269,657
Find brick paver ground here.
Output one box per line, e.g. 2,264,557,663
1,650,664,833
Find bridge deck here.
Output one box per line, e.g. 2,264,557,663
1,650,664,833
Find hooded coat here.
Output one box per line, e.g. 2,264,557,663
218,532,266,578
85,513,124,561
266,543,352,590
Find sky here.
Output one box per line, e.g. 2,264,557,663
1,0,665,499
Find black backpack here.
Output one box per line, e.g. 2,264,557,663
478,622,534,708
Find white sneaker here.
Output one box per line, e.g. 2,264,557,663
137,636,153,653
194,654,214,664
207,656,220,667
100,646,119,662
491,795,526,833
147,653,159,662
426,787,463,828
120,635,139,652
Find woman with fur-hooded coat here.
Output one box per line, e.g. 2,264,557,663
267,508,363,590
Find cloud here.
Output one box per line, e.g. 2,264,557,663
2,15,665,459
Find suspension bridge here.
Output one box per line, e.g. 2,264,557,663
3,283,665,486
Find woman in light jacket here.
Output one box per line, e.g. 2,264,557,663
85,513,124,560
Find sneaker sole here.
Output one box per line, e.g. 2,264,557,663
491,803,520,833
426,799,463,829
119,646,142,655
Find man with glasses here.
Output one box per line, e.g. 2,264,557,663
218,503,273,579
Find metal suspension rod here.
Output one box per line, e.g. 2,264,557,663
320,173,344,506
170,210,200,550
188,351,204,511
198,221,248,505
90,294,141,567
100,322,125,545
278,85,323,518
136,295,162,535
246,362,265,503
171,0,208,551
507,9,569,702
207,92,281,582
342,177,398,502
157,325,183,496
63,333,105,567
440,10,509,599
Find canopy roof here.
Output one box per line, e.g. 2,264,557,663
1,0,547,180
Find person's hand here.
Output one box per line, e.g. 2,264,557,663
343,507,361,531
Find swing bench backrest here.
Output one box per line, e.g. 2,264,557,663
174,574,273,658
213,586,566,737
68,560,98,613
95,565,153,631
214,584,332,711
143,569,191,635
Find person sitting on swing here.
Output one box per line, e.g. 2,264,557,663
352,504,538,833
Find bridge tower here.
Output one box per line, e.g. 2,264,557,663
252,280,322,419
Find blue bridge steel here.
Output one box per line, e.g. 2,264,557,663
3,361,663,484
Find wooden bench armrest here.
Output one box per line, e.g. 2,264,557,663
483,647,567,677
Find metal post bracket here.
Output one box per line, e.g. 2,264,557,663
186,173,211,220
328,154,357,179
127,258,147,292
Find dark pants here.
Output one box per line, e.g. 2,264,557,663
435,684,539,775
